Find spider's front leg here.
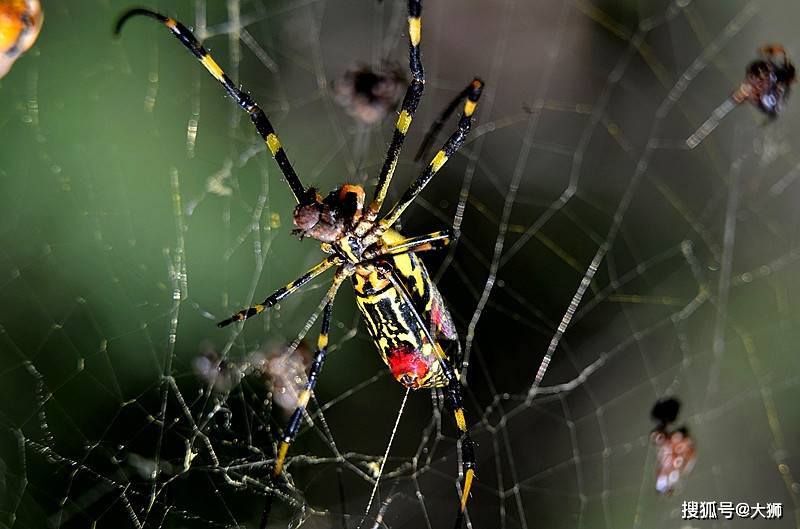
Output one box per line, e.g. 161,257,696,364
415,83,481,162
361,0,425,225
370,78,483,241
115,9,307,202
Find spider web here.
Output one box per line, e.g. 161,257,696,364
1,0,800,528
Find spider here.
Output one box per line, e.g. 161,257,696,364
650,397,696,495
0,0,43,79
115,1,483,526
734,44,796,117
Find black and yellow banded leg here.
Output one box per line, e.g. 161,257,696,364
444,377,476,529
272,273,347,477
363,230,452,260
423,315,476,528
365,0,425,218
415,83,480,162
216,256,340,327
115,9,306,202
379,78,484,230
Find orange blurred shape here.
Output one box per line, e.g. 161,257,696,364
0,0,43,78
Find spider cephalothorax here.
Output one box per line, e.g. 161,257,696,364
292,184,365,242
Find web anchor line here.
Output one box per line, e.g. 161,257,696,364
358,387,410,529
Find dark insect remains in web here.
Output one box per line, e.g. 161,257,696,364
333,63,408,125
686,44,796,149
650,397,697,495
734,44,796,117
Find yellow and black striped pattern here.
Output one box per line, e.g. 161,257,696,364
217,256,339,327
353,230,459,389
354,228,475,521
367,0,425,215
381,78,483,229
118,0,482,524
271,274,344,477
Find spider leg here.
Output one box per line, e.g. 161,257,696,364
217,256,340,327
363,229,452,260
414,85,474,162
443,376,476,529
366,0,425,218
378,78,483,231
384,273,475,528
115,9,306,202
272,271,349,477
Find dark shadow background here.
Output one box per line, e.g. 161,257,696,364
1,0,799,527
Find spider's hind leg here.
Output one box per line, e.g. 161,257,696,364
259,272,348,528
384,272,475,528
443,373,476,529
271,270,348,476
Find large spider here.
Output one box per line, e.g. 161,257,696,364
116,1,483,526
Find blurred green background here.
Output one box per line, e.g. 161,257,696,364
1,0,799,527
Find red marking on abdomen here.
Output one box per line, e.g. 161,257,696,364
387,345,429,389
431,303,442,328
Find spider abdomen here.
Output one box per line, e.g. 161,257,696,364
353,231,460,389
